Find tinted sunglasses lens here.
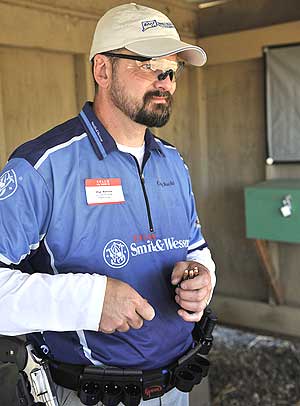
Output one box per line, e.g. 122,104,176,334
156,61,185,82
157,70,174,81
135,59,185,81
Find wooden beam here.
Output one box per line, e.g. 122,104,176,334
266,163,300,179
267,241,281,306
212,294,300,337
74,55,94,111
0,0,199,54
0,2,95,54
0,75,7,169
190,67,210,212
255,239,284,305
198,21,300,65
7,0,199,15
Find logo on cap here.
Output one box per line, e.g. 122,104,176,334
0,169,18,201
141,20,174,32
103,239,130,268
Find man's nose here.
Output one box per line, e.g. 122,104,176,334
153,71,174,92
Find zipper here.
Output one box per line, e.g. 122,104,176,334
131,155,154,233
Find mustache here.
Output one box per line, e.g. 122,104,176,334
144,90,172,104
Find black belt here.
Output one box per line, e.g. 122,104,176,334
49,347,208,406
49,308,217,406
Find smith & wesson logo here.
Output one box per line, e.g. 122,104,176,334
0,169,18,201
103,236,188,269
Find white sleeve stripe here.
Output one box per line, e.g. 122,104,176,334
0,234,46,266
77,330,104,366
0,254,11,266
34,133,87,170
44,238,59,275
154,138,176,150
188,239,206,251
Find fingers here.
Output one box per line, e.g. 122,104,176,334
100,314,143,334
171,261,188,285
136,299,155,321
172,261,212,322
178,309,204,323
175,285,208,302
127,312,144,330
100,322,131,334
99,278,155,334
116,323,130,333
171,261,210,286
175,293,208,313
179,270,211,291
99,327,116,334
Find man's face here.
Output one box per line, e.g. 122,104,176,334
109,54,177,128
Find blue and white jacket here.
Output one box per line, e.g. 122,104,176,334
0,102,215,370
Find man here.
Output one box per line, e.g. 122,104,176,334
0,3,216,406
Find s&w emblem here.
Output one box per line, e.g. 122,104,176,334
0,169,18,201
103,239,130,269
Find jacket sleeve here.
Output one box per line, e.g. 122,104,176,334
0,158,106,335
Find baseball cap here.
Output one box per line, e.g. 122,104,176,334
89,3,207,66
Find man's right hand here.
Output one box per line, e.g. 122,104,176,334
98,277,155,333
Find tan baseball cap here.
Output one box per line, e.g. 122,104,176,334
89,3,207,66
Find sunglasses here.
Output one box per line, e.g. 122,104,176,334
100,52,185,82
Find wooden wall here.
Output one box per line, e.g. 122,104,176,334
194,22,300,337
197,58,267,300
0,0,198,166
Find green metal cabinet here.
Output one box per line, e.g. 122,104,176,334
244,179,300,243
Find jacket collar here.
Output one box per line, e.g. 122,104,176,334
79,102,165,160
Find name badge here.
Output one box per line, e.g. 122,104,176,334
85,178,125,205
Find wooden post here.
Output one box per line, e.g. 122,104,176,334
74,55,95,111
0,74,7,169
255,239,284,305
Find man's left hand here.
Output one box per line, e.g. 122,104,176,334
171,261,212,322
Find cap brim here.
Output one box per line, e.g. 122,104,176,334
125,37,207,66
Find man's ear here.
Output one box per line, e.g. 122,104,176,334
93,54,112,89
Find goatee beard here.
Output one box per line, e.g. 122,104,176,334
110,78,173,128
134,90,173,128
